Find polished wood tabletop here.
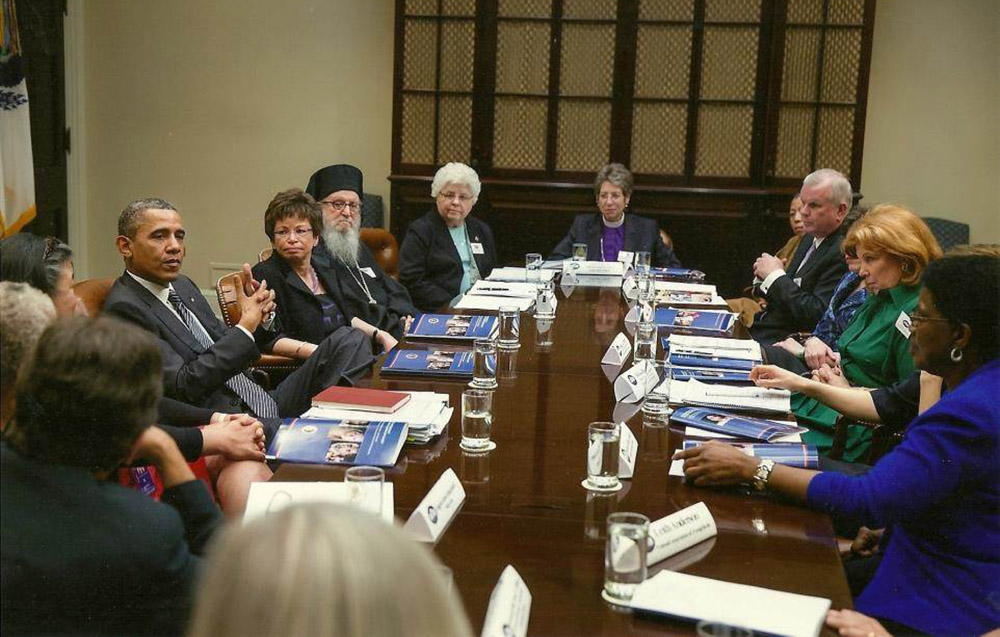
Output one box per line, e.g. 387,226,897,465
274,285,853,635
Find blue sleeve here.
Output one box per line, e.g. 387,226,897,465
807,402,993,527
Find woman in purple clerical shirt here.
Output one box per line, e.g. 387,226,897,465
549,163,681,268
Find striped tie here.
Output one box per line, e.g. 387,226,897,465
167,288,279,418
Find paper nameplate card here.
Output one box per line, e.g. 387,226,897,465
481,565,532,637
602,332,632,366
404,468,465,543
618,423,638,478
617,250,635,266
563,260,625,277
622,275,639,300
647,502,717,565
535,288,558,316
614,361,660,403
243,482,394,524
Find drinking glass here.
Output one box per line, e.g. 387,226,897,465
634,251,652,278
640,360,672,419
470,339,498,389
535,318,554,351
461,388,495,452
525,253,542,283
497,306,520,350
636,276,656,323
534,280,556,319
345,466,384,518
603,512,650,604
585,421,621,491
634,321,657,363
572,243,588,262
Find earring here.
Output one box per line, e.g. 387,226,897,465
950,347,963,363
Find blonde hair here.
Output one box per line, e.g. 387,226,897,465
0,282,56,390
188,504,474,637
842,204,942,285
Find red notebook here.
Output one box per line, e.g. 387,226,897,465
311,386,411,413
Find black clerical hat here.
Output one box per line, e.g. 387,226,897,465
305,164,364,201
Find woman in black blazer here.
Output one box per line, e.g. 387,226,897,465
399,162,497,311
251,189,396,357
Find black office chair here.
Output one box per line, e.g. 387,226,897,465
923,217,970,253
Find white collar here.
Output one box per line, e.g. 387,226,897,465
602,213,625,229
126,269,173,305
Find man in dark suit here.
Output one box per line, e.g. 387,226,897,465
306,164,417,339
104,198,373,420
1,316,221,635
549,163,681,268
749,169,852,346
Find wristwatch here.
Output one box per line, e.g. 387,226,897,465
752,459,776,492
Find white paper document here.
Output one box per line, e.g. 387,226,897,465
647,502,717,565
404,468,466,543
486,267,556,283
468,280,540,299
562,260,625,277
629,570,831,637
654,282,727,307
671,379,790,414
684,425,801,443
667,334,762,361
481,565,531,637
302,391,453,444
243,482,394,524
455,294,534,312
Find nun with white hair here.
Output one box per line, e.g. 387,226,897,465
399,162,497,311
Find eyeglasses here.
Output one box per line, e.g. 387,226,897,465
320,200,361,213
273,228,314,239
438,192,473,203
909,310,951,327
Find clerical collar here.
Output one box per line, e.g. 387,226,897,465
602,214,625,229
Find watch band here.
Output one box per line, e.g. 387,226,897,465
752,459,776,492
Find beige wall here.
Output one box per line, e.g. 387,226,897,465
861,0,1000,244
79,0,395,285
74,0,1000,283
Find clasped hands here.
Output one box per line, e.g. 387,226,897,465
203,412,267,461
753,252,785,281
235,263,276,332
774,336,841,370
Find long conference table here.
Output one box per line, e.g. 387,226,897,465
274,284,853,635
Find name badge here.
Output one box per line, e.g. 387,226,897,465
404,468,465,543
614,361,659,403
601,332,632,366
792,277,803,287
618,423,638,479
895,311,912,339
470,242,485,255
481,565,532,637
647,502,718,565
360,266,376,278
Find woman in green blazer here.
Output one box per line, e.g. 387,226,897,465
794,204,942,461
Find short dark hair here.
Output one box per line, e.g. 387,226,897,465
118,198,177,239
263,188,323,241
7,316,163,472
0,233,73,296
922,253,1000,360
593,163,634,198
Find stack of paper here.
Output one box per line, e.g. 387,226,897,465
654,281,728,307
665,335,762,382
486,267,556,283
629,571,831,637
670,379,791,414
244,482,395,523
454,294,534,312
302,391,452,444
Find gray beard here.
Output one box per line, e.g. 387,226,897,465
322,225,361,265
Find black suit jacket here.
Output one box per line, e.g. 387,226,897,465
0,442,221,635
312,241,417,340
105,272,262,412
399,210,498,311
549,212,681,268
750,227,850,345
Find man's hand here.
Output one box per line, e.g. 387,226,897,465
850,526,884,558
128,426,195,489
825,609,891,637
753,253,784,280
672,440,759,487
773,337,805,357
236,278,275,333
803,337,838,370
401,315,414,333
201,414,266,461
240,263,261,295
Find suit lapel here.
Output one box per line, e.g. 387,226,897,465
122,274,206,353
433,213,463,267
785,236,814,276
623,216,640,255
586,215,603,257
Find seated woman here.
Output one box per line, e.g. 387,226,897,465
765,244,869,373
675,253,1000,635
549,163,680,267
188,503,473,637
398,162,497,311
253,188,398,354
791,204,941,461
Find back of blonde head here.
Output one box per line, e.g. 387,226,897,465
188,504,474,637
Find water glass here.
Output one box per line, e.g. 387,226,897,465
470,339,498,389
640,360,672,418
586,421,621,491
604,512,650,604
535,318,554,351
634,251,652,278
497,306,520,350
636,276,656,322
525,253,542,283
344,466,384,518
634,321,657,363
572,242,588,262
534,279,556,319
461,388,494,452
